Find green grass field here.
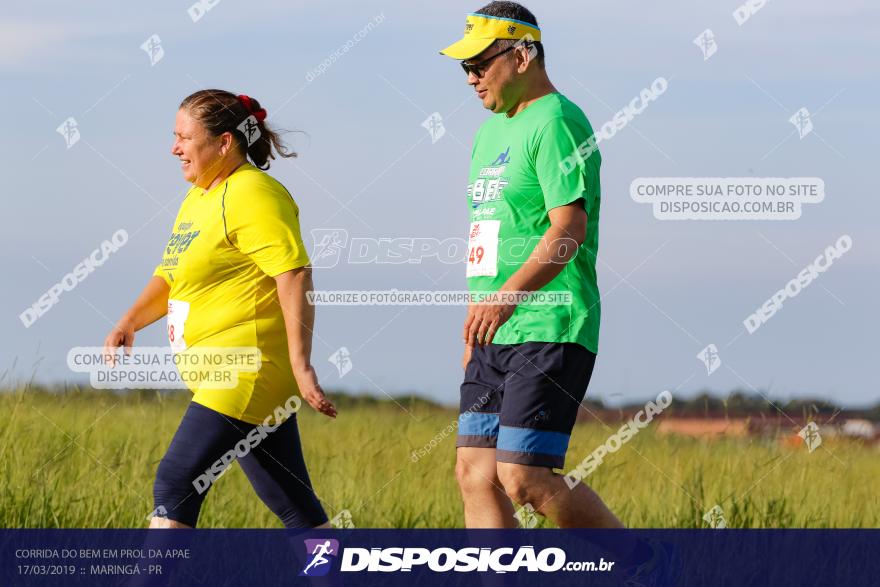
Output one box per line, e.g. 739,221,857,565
2,388,877,528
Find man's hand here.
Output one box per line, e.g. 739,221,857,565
293,364,337,418
463,295,517,346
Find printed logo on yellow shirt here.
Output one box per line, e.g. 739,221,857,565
161,221,201,272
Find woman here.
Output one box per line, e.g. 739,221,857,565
103,89,336,529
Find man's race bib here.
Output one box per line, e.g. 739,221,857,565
167,299,190,352
466,220,500,277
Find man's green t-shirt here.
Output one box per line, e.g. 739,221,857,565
466,92,601,353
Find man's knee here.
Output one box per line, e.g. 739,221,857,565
455,451,499,495
497,462,552,506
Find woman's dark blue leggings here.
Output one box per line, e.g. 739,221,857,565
153,401,328,528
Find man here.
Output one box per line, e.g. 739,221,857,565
440,2,623,529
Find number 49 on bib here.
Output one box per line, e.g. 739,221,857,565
466,220,499,277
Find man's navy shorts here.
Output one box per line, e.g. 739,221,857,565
457,342,596,469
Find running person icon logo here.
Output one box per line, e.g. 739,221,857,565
310,229,349,268
300,539,340,576
491,146,510,165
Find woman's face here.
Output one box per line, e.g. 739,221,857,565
171,109,223,188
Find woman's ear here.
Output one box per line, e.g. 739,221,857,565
219,131,234,156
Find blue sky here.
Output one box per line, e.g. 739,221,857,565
2,1,878,408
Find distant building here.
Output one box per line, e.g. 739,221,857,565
841,419,876,439
656,418,749,438
574,404,880,445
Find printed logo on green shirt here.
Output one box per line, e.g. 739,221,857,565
491,146,510,165
469,146,512,209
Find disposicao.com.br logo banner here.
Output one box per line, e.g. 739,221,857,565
300,538,613,575
2,529,876,585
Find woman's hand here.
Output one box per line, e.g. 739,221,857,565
103,320,135,368
102,276,170,367
293,364,337,418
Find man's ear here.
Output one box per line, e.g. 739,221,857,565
516,46,529,73
516,42,538,74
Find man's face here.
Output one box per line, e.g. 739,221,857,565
465,42,525,114
171,109,225,188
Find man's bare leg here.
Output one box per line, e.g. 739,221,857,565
456,447,517,528
496,462,623,528
149,517,192,529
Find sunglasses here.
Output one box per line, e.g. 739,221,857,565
460,44,520,78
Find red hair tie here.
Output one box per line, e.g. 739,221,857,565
237,94,267,122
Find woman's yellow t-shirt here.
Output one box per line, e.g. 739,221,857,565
153,163,310,424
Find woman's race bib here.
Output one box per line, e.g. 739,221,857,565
167,299,190,352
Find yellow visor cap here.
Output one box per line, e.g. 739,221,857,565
440,13,541,60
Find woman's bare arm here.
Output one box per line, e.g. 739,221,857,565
275,266,337,418
103,276,170,365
